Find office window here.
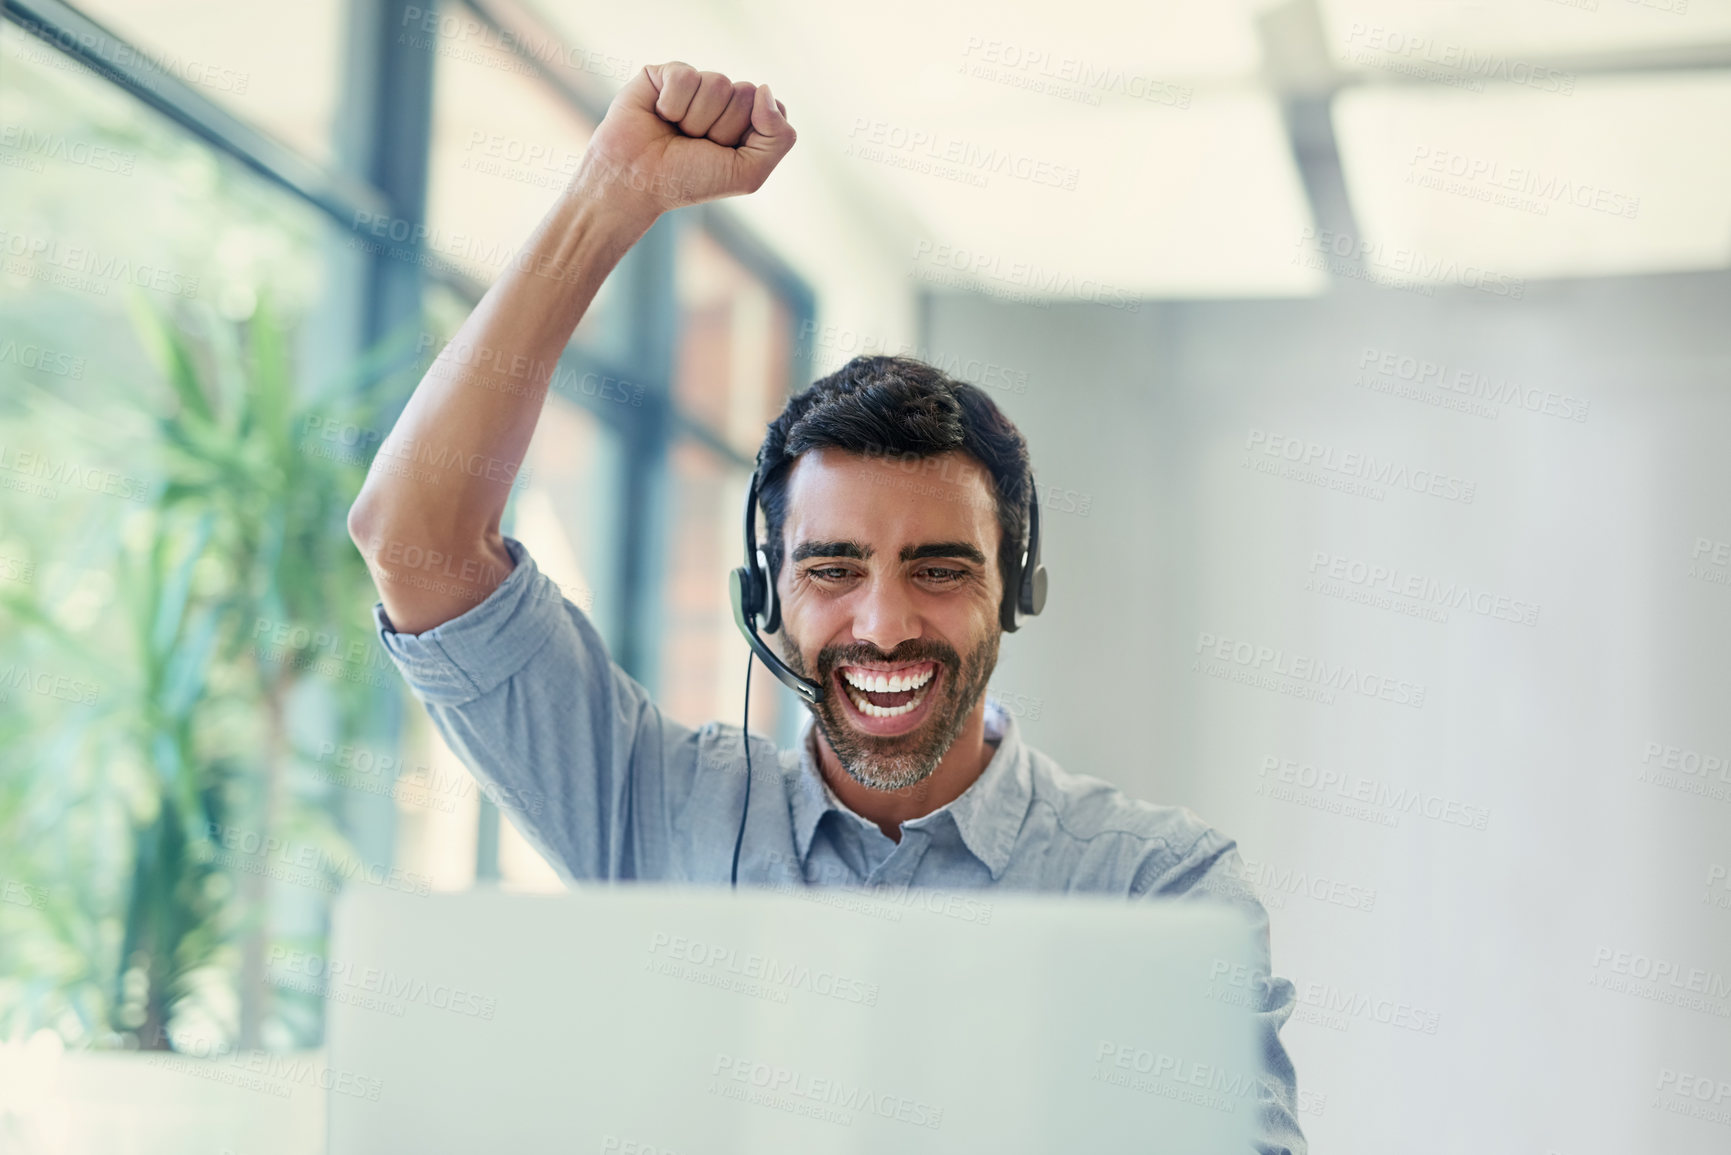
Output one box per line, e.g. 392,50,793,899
2,0,814,1051
0,21,386,1051
658,438,785,736
422,20,633,364
74,0,347,168
674,227,796,460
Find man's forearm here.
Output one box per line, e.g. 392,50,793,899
348,62,795,636
348,169,658,635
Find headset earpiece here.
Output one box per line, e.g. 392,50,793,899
1001,475,1048,633
1023,562,1048,617
756,546,780,633
733,469,824,705
730,565,754,618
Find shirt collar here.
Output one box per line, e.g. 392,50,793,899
789,696,1033,881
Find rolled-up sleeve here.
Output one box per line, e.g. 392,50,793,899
367,534,703,882
1137,830,1308,1155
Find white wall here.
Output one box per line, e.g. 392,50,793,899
931,271,1731,1153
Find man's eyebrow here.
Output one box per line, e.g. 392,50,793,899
788,540,988,566
791,540,871,562
901,542,988,565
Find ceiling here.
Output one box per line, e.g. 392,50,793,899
60,0,1731,301
526,0,1731,299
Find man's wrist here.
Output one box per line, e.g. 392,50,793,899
563,150,672,231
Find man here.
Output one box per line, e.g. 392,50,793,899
347,62,1306,1154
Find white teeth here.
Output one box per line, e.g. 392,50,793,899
847,688,926,718
839,665,937,719
841,665,934,693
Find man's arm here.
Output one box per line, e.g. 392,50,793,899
346,63,795,634
1137,831,1309,1155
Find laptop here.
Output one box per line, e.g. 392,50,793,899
323,884,1266,1153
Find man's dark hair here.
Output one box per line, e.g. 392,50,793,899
756,355,1032,613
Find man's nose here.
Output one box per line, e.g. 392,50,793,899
850,575,920,653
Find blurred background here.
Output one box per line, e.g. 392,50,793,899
1,0,1729,1151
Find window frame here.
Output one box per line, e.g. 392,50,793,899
3,0,816,872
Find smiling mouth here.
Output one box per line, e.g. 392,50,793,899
835,660,938,719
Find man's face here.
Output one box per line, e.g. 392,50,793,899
774,447,1005,792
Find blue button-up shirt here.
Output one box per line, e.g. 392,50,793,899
370,534,1307,1153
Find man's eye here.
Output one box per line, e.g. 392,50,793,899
809,567,853,581
921,567,968,585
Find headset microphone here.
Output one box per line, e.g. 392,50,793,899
727,461,1047,886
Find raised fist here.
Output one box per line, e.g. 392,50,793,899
577,61,796,216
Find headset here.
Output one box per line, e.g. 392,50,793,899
726,457,1048,885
